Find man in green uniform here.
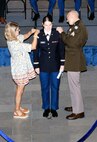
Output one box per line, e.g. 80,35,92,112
57,10,88,120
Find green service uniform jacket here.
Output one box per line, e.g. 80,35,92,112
61,20,88,72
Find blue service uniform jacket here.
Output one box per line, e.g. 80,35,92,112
33,28,65,72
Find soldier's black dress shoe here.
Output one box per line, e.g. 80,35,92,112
33,13,40,21
88,12,95,20
66,112,85,120
59,16,64,23
51,109,58,117
43,109,50,117
64,106,72,112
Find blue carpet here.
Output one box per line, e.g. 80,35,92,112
0,46,97,66
0,47,33,66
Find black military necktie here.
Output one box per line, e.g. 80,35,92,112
46,34,50,41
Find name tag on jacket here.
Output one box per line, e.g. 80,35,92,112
52,41,58,43
40,41,46,44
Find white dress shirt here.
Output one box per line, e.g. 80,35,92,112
44,30,51,41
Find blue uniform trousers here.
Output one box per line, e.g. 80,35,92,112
88,0,95,12
75,0,95,13
29,0,39,13
74,0,82,12
0,0,6,17
48,0,65,16
40,72,60,110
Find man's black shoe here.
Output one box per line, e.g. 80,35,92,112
88,12,95,20
43,109,50,117
33,13,40,21
59,16,64,23
51,109,58,117
64,106,72,112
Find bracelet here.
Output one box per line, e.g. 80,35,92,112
33,35,39,39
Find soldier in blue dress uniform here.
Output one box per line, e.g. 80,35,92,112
47,0,65,22
74,0,95,20
0,0,6,24
33,15,65,118
29,0,40,21
87,0,95,20
30,0,65,22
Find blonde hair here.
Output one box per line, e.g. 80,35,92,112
4,22,19,41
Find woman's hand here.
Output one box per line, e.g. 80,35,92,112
31,29,40,35
34,29,40,35
35,68,40,75
59,65,64,72
33,29,40,38
31,28,37,34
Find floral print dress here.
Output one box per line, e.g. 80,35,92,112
7,34,36,85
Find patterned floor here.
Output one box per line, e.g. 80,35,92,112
0,66,97,142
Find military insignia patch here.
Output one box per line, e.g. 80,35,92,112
74,26,78,30
70,31,75,36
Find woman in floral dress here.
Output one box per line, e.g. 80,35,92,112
4,22,39,119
